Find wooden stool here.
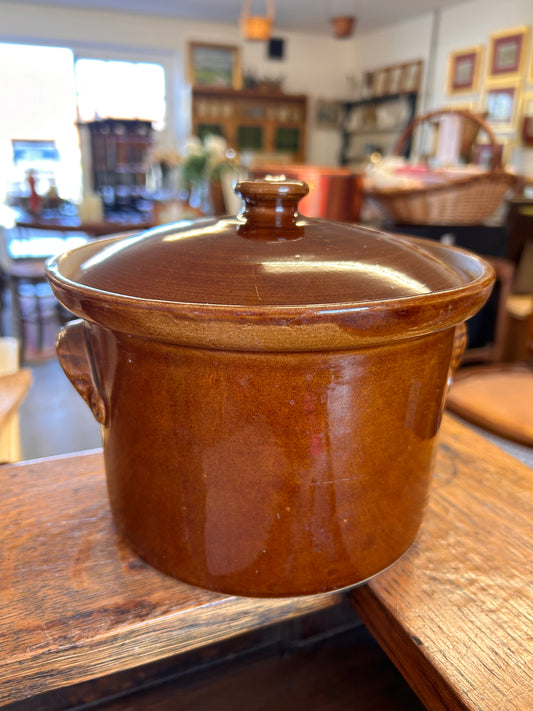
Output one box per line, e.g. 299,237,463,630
447,363,533,447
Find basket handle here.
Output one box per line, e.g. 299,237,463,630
241,0,275,20
393,108,503,171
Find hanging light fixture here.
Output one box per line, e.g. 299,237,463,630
330,15,357,39
241,0,275,41
329,0,357,38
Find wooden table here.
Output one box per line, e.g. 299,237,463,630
15,214,154,238
0,415,531,709
350,415,533,711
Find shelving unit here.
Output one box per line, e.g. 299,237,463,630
80,118,154,208
340,92,418,166
192,87,308,162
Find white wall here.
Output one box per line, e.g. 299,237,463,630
0,1,348,164
1,0,533,168
349,13,435,106
348,0,533,169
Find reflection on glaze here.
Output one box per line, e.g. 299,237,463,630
262,260,430,294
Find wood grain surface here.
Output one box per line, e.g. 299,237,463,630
0,450,343,705
351,414,533,711
1,414,532,709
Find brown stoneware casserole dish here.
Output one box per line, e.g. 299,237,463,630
47,178,494,597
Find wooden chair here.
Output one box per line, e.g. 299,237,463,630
447,308,533,447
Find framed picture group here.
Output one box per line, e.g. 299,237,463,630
446,24,532,162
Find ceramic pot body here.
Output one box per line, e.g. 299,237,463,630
58,320,453,596
48,179,494,597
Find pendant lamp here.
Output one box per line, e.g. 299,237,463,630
331,16,357,38
241,0,275,41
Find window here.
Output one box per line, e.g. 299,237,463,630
75,59,166,129
0,43,79,201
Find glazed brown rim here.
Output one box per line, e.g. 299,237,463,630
47,234,495,352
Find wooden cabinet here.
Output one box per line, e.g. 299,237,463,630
340,92,418,166
80,119,154,207
192,87,307,162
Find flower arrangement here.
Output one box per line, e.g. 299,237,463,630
181,134,238,188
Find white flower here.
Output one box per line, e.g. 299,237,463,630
185,135,203,157
204,134,228,158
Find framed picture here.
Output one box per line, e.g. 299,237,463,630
482,81,521,130
372,68,388,97
315,100,341,129
401,60,423,93
474,136,513,168
488,26,529,78
447,46,483,94
361,71,373,99
188,42,242,89
387,65,404,95
473,141,504,169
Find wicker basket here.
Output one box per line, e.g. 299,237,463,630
365,108,518,225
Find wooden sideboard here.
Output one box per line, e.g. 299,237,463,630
192,87,307,163
0,415,531,709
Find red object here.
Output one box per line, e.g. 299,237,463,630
251,165,363,222
27,172,41,215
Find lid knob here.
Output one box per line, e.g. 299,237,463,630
235,177,309,240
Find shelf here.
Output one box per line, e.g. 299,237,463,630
192,87,307,162
343,91,418,107
343,127,410,136
340,92,418,165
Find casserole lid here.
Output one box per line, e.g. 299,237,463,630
52,179,482,305
47,178,495,350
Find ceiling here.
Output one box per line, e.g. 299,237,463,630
14,0,473,35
